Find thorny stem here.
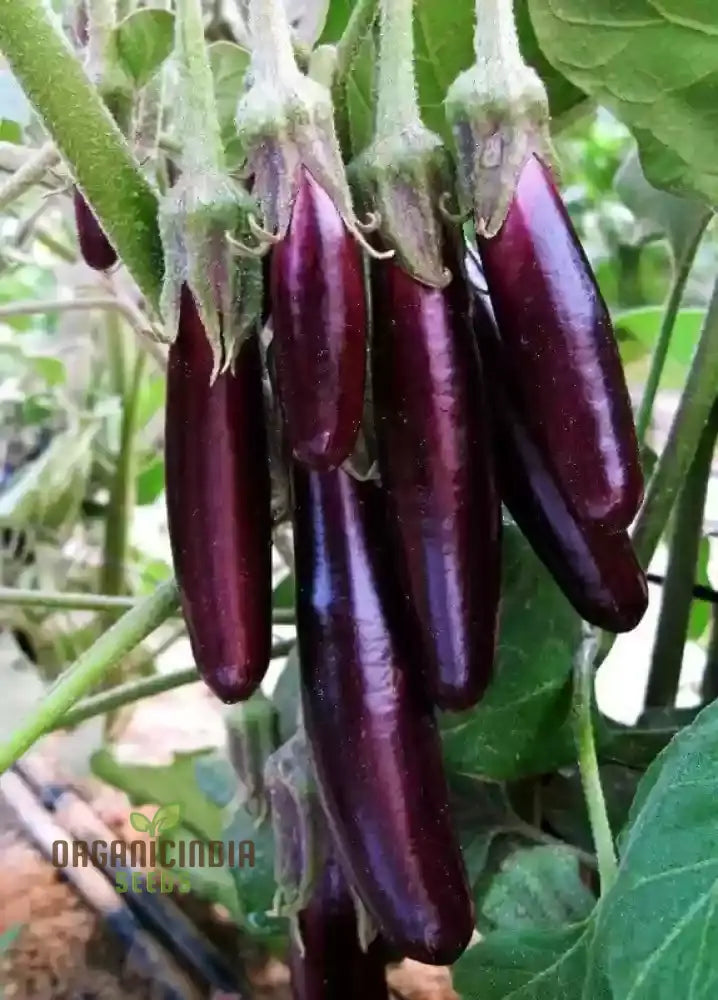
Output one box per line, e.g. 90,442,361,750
572,626,618,894
633,276,718,568
52,639,296,732
0,142,60,213
635,212,712,443
0,0,164,310
0,580,179,775
375,0,420,140
175,0,225,173
645,402,718,708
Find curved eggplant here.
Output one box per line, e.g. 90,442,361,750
73,187,118,271
289,852,388,1000
467,264,648,633
371,248,500,710
271,168,366,470
293,465,474,965
165,286,272,702
477,154,643,531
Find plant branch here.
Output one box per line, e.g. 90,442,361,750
375,0,419,139
645,402,718,708
632,276,718,568
0,579,179,774
51,638,296,732
572,625,618,894
635,213,711,443
100,349,148,597
334,0,379,82
0,0,163,310
0,585,296,624
0,142,60,212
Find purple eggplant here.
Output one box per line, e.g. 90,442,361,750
467,263,648,633
289,851,389,1000
371,247,501,710
477,154,643,532
293,464,474,965
271,168,367,470
165,286,272,702
73,187,117,271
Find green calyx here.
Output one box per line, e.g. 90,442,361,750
444,0,554,237
159,172,263,375
352,124,454,287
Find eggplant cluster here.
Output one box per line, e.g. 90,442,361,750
162,151,647,978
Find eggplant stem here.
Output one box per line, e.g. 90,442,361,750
572,625,618,895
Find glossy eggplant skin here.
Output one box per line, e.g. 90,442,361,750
293,465,474,965
477,154,643,532
289,852,388,1000
271,168,366,470
165,286,272,702
467,270,648,633
73,188,117,271
371,250,501,710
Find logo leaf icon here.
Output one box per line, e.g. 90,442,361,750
152,803,182,835
129,811,153,834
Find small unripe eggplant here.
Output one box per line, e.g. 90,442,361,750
477,155,643,532
293,465,474,965
271,168,367,470
371,245,500,710
468,266,648,633
73,188,117,271
165,286,272,702
289,851,388,1000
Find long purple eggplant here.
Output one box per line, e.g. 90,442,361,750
293,464,474,965
165,286,272,702
477,154,643,532
467,263,648,633
73,187,117,271
271,168,367,470
371,247,500,710
289,851,388,1000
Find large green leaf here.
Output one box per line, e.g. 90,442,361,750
91,748,224,841
480,845,595,935
440,523,581,780
112,9,174,89
528,0,718,206
593,698,718,998
453,921,610,1000
613,306,705,390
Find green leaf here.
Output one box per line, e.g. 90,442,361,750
541,763,641,854
152,801,182,834
159,823,240,917
91,748,224,841
528,0,718,206
194,751,238,810
451,775,524,890
613,307,705,391
113,9,174,89
615,148,711,260
129,811,153,833
593,698,718,998
480,846,595,934
0,423,97,536
224,805,278,930
272,572,295,610
440,522,581,780
453,921,609,1000
135,456,165,506
208,41,250,150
